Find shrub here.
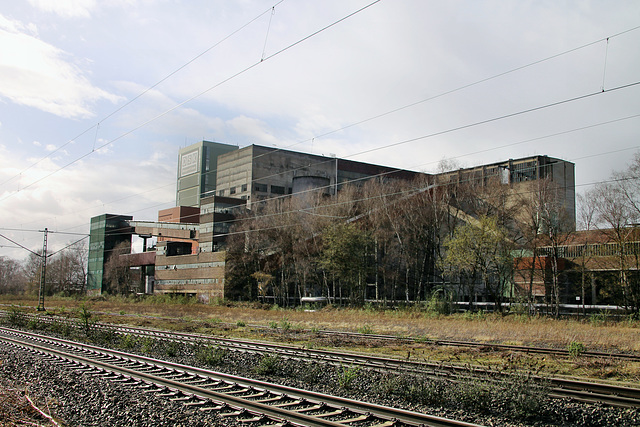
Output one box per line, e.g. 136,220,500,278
27,317,43,330
165,340,180,357
120,334,137,349
254,354,281,375
357,324,374,335
279,318,291,330
337,365,360,390
6,306,26,327
141,337,156,354
77,304,94,336
568,341,586,358
196,345,227,366
424,292,453,316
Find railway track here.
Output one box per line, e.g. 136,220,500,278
0,327,481,427
95,323,640,409
4,311,640,408
5,307,640,362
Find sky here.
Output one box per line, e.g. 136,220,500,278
0,0,639,260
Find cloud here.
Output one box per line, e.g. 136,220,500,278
45,144,57,152
0,14,122,119
0,149,176,260
27,0,97,19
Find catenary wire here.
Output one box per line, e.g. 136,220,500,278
2,20,636,217
0,1,285,189
4,100,640,244
0,0,382,202
2,26,639,252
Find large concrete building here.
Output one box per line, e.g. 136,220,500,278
438,155,576,229
88,140,577,303
176,141,238,207
180,142,420,208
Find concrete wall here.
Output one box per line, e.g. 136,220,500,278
154,246,226,303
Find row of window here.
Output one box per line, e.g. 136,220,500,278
537,241,640,258
218,183,290,197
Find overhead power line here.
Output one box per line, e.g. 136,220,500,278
0,0,285,190
0,0,382,203
1,19,639,242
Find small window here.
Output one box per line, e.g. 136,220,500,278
254,183,267,192
241,184,247,192
271,185,285,195
218,190,225,196
230,186,236,195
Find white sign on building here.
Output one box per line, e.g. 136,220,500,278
180,150,199,177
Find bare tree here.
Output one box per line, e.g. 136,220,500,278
593,181,640,314
576,189,598,315
103,241,135,295
440,215,513,312
47,240,88,295
0,256,27,294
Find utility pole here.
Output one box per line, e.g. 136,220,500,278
37,228,48,311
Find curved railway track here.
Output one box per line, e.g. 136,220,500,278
4,312,640,408
94,322,640,409
0,327,482,427
5,308,640,362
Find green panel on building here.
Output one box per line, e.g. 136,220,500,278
87,214,133,295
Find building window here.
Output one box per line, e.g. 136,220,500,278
218,190,225,196
241,184,247,192
271,185,285,195
254,183,267,192
230,186,236,195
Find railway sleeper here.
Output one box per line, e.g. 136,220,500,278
368,419,403,427
157,389,184,398
225,387,252,395
183,400,212,407
199,403,233,412
242,391,270,399
313,407,349,419
550,390,640,408
293,403,327,413
169,394,198,403
183,376,209,385
336,412,378,424
237,414,271,424
271,399,306,408
255,393,291,404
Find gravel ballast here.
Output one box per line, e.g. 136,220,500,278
1,326,640,427
0,346,241,427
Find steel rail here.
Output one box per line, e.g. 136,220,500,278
6,309,640,362
0,328,483,427
4,315,640,408
77,322,640,408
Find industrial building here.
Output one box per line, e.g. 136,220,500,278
87,214,133,296
176,141,239,207
87,140,577,303
438,155,576,228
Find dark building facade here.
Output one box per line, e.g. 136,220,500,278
87,214,133,295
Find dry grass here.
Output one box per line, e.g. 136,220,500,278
3,295,640,383
2,295,639,351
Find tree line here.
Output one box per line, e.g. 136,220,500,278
225,156,640,317
0,241,87,297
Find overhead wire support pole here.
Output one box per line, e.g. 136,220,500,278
37,228,48,312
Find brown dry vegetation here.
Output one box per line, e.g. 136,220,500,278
2,295,640,383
